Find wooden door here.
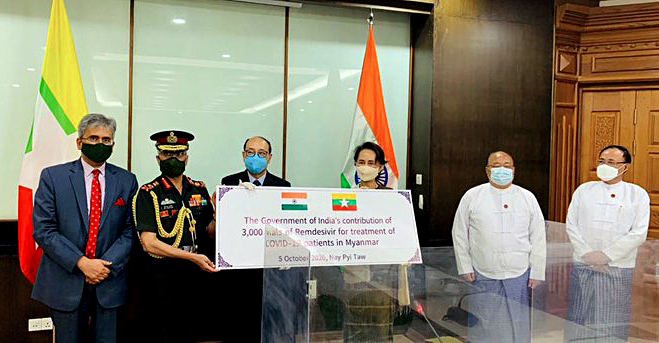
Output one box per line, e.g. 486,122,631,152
630,90,659,341
634,90,659,239
579,90,636,183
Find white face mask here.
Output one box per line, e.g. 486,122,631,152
596,164,621,182
356,165,379,182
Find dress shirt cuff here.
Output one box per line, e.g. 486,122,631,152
601,247,619,263
456,263,474,276
529,268,545,281
573,245,593,260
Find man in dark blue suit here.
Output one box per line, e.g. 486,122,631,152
220,136,291,187
32,113,138,343
216,135,298,342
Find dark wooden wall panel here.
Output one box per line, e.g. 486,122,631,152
410,0,554,245
0,221,50,343
0,257,51,343
0,221,18,255
556,0,599,7
409,13,433,244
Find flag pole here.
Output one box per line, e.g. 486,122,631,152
340,6,399,189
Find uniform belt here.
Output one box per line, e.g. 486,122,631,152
179,245,197,253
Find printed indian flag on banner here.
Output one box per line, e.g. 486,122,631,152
18,0,88,284
332,193,357,211
281,192,308,211
340,22,399,189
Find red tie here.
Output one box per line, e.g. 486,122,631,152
85,169,102,259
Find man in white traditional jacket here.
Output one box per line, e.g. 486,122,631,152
452,151,546,343
565,145,650,342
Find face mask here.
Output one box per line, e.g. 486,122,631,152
245,155,268,175
159,157,186,178
596,164,621,182
356,165,380,182
81,143,113,163
490,167,514,186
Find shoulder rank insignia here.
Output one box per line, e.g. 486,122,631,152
186,176,205,188
140,180,159,192
160,176,172,189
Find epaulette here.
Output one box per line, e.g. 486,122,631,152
186,176,206,188
160,176,172,190
140,180,159,192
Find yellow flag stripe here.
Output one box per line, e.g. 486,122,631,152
41,0,88,131
332,193,357,200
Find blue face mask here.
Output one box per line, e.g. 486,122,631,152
245,154,268,175
490,167,514,186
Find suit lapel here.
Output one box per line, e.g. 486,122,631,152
99,164,117,230
240,170,250,184
69,160,89,231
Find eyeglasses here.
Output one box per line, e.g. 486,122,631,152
82,136,114,146
597,159,626,167
159,150,188,159
244,149,269,158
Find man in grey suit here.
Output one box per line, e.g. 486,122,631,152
32,113,138,343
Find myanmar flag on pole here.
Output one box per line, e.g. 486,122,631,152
340,22,399,189
18,0,88,284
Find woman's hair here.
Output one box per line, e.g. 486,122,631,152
353,142,387,165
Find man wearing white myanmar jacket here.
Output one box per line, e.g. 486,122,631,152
565,145,650,342
452,151,546,343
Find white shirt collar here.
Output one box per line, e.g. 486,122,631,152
81,157,106,177
601,180,624,190
248,171,267,185
488,182,515,194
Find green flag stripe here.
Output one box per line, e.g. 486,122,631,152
39,78,77,135
332,199,356,205
24,121,34,154
282,204,308,211
340,173,351,188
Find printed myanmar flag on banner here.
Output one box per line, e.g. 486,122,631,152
332,193,357,211
340,22,399,189
18,0,88,283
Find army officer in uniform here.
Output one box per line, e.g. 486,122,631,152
132,130,216,343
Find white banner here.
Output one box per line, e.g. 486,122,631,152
215,186,422,270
